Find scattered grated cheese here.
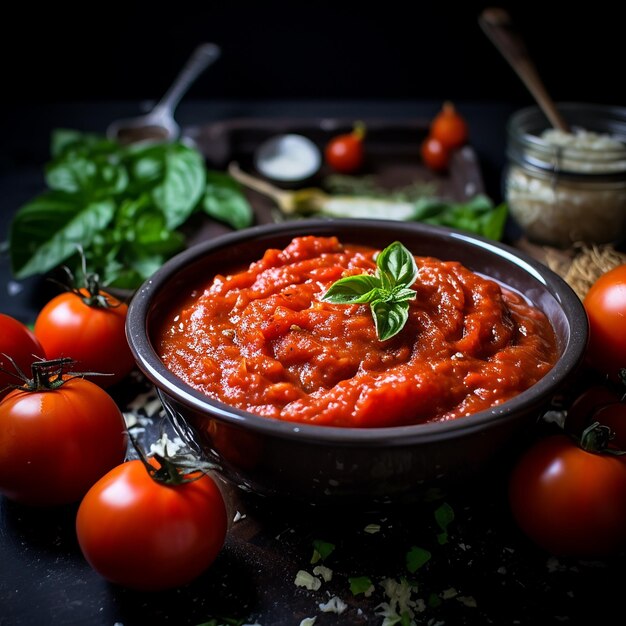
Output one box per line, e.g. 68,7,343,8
546,557,567,573
312,565,333,582
375,577,420,625
294,570,321,591
456,596,477,608
441,588,458,599
233,511,247,523
149,433,185,457
124,390,159,413
122,411,154,429
319,596,348,614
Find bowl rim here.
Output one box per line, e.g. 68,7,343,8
126,218,588,446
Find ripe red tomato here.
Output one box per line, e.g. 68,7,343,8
566,384,626,450
508,433,626,557
34,288,135,388
421,135,450,172
430,101,469,150
325,123,365,173
583,263,626,381
76,459,228,591
0,313,46,398
592,403,626,451
0,370,128,505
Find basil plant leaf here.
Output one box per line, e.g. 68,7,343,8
9,193,116,279
46,155,128,198
392,286,418,303
203,170,254,230
322,274,381,304
151,143,206,229
321,240,420,341
371,298,410,341
376,240,419,288
50,128,118,159
8,128,259,291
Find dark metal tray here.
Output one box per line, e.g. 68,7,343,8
183,117,485,242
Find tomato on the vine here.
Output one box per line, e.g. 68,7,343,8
565,383,626,450
508,428,626,557
76,458,228,591
592,403,626,451
420,135,450,172
325,122,366,174
583,263,626,381
34,274,135,388
430,101,469,150
421,101,469,173
0,359,128,506
0,313,46,398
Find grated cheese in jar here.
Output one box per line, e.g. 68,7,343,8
504,105,626,248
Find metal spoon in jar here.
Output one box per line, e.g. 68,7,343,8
106,42,221,145
479,8,570,133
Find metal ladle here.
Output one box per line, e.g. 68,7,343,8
106,42,221,144
479,8,570,133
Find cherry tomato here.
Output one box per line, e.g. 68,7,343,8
0,363,128,506
0,313,46,398
430,101,469,150
35,287,135,388
325,122,365,173
583,263,626,381
420,135,450,172
76,459,228,591
592,403,626,451
565,383,626,449
508,433,626,557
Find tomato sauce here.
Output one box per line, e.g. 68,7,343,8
157,236,558,428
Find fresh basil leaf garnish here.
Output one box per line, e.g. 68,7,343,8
321,241,418,341
321,273,381,304
372,297,411,341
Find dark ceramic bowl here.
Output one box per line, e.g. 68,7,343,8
126,219,588,504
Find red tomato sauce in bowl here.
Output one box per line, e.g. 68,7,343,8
156,235,558,428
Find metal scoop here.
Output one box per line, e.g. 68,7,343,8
106,42,221,144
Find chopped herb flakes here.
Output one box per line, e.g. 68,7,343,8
434,502,455,545
406,546,432,574
311,539,335,564
349,575,375,596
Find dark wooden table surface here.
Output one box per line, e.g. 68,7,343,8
1,99,624,626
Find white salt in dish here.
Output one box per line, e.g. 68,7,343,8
254,134,322,183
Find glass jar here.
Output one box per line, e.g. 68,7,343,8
504,103,626,248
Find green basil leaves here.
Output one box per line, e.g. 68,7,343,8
8,129,253,289
322,241,418,341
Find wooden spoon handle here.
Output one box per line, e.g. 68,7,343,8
479,7,570,133
228,162,295,213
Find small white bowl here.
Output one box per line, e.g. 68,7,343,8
254,133,322,183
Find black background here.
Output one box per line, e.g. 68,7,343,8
4,1,623,107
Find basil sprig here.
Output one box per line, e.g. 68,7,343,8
322,241,418,341
8,129,253,290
